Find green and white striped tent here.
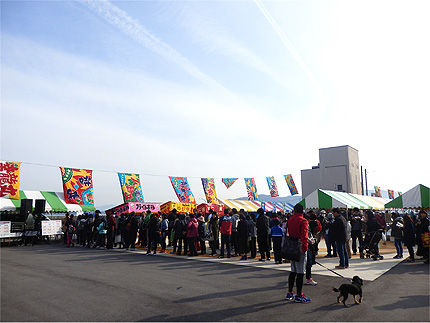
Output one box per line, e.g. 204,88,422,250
299,189,377,209
0,190,95,213
385,184,429,209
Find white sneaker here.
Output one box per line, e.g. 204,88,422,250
305,279,318,286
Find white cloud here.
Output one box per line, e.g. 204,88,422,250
79,0,222,89
2,35,311,205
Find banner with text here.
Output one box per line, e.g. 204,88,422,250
0,161,21,199
201,178,218,204
169,176,196,203
118,173,144,203
60,167,94,205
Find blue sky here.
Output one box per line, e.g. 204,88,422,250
1,0,429,207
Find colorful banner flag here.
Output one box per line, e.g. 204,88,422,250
398,192,402,196
201,178,218,204
0,161,21,199
374,186,382,197
284,174,298,195
244,178,258,201
118,173,144,203
60,167,94,205
388,189,395,199
266,176,279,197
222,178,238,189
169,176,196,203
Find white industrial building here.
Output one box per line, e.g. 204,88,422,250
301,145,362,198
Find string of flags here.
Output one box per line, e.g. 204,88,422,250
0,160,300,206
0,160,401,206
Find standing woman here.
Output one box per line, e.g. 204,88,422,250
403,214,416,262
208,213,219,256
186,214,199,257
237,213,249,260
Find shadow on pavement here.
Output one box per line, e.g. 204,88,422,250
374,294,429,311
141,299,286,322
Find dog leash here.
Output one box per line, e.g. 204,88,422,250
314,260,349,280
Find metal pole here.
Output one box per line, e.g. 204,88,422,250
365,169,368,196
361,166,364,195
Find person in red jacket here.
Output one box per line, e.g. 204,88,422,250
186,214,199,256
219,209,233,258
285,204,311,303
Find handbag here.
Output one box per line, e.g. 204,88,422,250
281,236,302,262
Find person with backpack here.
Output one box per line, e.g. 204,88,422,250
219,209,233,258
285,204,310,303
256,208,270,262
305,211,322,285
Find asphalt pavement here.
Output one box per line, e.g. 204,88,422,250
1,244,429,322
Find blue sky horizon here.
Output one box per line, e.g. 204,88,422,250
1,0,429,207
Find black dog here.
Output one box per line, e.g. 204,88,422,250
333,276,363,307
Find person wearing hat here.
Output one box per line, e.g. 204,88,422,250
197,215,206,255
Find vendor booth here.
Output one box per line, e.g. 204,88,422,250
299,189,372,209
106,202,161,215
160,201,197,214
217,199,294,213
0,190,95,213
385,184,429,209
196,203,225,216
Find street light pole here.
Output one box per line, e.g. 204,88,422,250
365,169,368,196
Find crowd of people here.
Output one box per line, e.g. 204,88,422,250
62,206,429,302
63,206,429,263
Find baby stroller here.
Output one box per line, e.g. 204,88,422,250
361,229,384,260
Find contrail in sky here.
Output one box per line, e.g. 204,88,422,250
79,0,222,89
253,0,330,104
